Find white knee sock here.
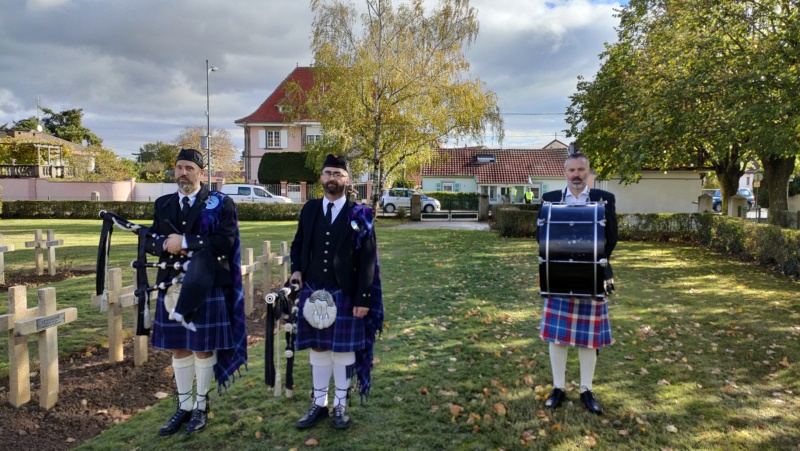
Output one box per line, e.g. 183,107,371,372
332,352,355,408
172,354,195,411
578,347,597,393
194,353,216,410
310,350,333,407
549,342,568,389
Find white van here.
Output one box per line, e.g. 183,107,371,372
219,184,292,203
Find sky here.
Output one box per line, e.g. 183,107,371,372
0,0,624,160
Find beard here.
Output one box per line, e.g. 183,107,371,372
178,179,197,194
324,181,346,196
568,177,586,191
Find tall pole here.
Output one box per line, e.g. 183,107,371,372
205,60,218,186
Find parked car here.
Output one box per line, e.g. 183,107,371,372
380,188,441,213
712,188,754,212
219,184,292,203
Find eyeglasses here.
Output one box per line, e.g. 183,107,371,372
321,171,348,179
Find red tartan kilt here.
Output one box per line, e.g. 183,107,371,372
539,297,612,349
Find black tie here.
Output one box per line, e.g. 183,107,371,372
326,202,334,225
181,197,191,218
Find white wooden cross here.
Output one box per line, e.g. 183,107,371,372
240,248,261,316
0,286,77,409
0,234,16,285
24,229,64,276
273,241,291,284
258,241,277,295
257,240,292,293
91,267,148,366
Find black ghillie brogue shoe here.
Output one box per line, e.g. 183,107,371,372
158,408,192,436
297,403,330,429
332,405,351,429
185,405,209,434
580,390,604,415
544,388,567,409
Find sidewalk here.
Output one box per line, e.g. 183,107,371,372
391,221,491,231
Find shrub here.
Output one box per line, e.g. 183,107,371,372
494,207,538,237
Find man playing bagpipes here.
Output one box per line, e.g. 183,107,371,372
538,152,618,415
145,148,247,435
289,153,383,430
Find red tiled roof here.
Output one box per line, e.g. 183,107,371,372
235,67,315,124
421,147,569,184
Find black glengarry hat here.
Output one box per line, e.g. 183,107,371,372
176,148,205,168
322,153,348,171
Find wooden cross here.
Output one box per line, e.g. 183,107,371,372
0,286,77,409
0,234,16,285
257,241,292,292
24,229,64,276
240,248,261,316
91,267,148,366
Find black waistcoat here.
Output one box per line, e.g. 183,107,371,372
306,207,345,286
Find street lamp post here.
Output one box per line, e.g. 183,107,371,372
205,59,218,186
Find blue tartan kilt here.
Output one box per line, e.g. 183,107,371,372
152,286,235,352
539,297,612,349
295,283,365,352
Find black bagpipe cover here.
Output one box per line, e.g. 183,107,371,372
174,248,215,323
538,202,607,299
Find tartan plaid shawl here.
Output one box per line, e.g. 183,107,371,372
199,191,248,392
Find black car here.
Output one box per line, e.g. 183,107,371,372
712,188,755,213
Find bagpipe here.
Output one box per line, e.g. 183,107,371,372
96,210,215,333
264,283,300,397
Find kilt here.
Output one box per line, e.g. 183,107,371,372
296,283,365,352
539,297,612,349
152,286,235,352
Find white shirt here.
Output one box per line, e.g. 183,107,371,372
176,187,201,250
322,196,347,223
563,186,590,205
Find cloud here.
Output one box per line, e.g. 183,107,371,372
0,0,621,157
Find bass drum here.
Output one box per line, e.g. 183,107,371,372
538,202,607,300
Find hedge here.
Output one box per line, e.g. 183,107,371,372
258,152,318,184
1,200,302,221
492,206,539,237
420,191,480,210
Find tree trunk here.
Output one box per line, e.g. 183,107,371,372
762,154,796,226
713,152,745,216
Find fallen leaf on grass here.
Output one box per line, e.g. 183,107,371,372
305,438,319,446
585,435,597,446
657,379,670,386
618,430,629,436
450,404,463,417
154,392,169,399
491,403,507,416
666,425,678,433
254,431,262,439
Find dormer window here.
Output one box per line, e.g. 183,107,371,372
475,155,495,163
277,104,292,114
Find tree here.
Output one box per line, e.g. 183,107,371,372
290,0,503,209
71,147,138,182
174,126,241,181
565,0,799,222
136,141,178,165
14,107,103,146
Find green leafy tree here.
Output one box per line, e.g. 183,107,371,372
71,147,138,182
136,141,178,165
566,0,798,222
289,0,503,208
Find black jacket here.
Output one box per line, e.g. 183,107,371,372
290,198,377,308
540,188,618,279
145,184,237,286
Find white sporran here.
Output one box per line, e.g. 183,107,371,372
303,290,337,329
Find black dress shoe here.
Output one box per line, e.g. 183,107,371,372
297,403,329,429
158,408,192,436
332,405,351,429
580,390,604,415
185,406,209,434
544,388,566,409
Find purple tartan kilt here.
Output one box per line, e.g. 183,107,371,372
152,286,235,352
295,284,365,352
539,297,612,349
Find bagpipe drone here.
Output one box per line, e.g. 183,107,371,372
264,283,300,397
96,210,215,333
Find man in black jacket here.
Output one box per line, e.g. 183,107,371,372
146,148,247,435
538,152,617,415
290,154,383,430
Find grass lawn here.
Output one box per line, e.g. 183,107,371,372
1,219,799,450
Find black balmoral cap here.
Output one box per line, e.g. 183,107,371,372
322,153,348,171
176,148,205,168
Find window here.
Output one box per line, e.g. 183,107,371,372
258,130,286,149
442,182,454,192
237,187,251,195
529,184,542,200
306,134,322,145
254,188,268,197
266,131,280,148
